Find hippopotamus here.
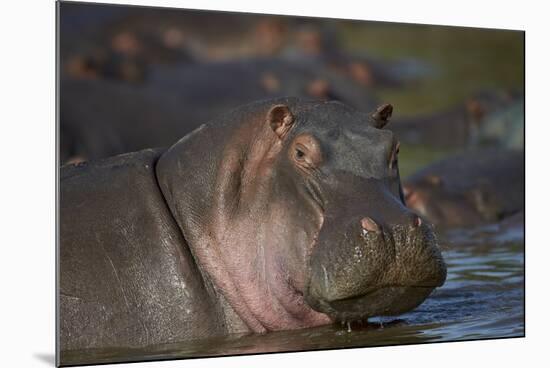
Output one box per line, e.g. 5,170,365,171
60,98,446,355
60,2,428,89
403,148,524,228
59,2,291,83
391,90,523,149
56,1,299,63
59,2,195,83
60,58,378,163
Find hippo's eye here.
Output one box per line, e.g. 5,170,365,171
291,135,322,168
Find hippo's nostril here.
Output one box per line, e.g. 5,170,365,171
361,217,380,234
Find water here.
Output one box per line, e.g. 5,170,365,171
61,223,524,366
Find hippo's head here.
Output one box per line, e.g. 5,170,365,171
158,98,446,331
264,101,447,324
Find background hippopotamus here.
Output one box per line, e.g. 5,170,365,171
59,1,523,174
59,58,378,163
60,98,446,354
403,148,524,228
60,2,429,87
390,90,523,149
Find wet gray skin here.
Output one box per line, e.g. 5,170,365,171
60,98,446,355
403,148,524,228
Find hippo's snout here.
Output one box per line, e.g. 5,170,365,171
360,214,422,236
305,214,446,322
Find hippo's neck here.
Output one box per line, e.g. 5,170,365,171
156,99,330,333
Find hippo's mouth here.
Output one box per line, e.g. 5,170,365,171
311,285,437,323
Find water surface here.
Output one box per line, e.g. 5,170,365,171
62,222,524,366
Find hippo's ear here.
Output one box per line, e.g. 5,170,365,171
369,103,393,129
268,104,294,139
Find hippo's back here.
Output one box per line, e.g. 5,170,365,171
408,148,524,219
59,149,224,352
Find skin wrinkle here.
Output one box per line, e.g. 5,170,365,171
152,153,219,324
127,174,175,343
100,243,131,313
185,122,263,332
301,188,325,302
99,239,151,346
203,117,276,332
269,190,325,322
203,108,331,331
275,148,325,281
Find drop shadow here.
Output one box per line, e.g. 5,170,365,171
34,353,56,366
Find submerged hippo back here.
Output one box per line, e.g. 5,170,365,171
59,149,225,351
404,148,524,227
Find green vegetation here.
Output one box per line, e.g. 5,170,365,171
338,22,524,176
340,22,524,116
398,143,455,179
